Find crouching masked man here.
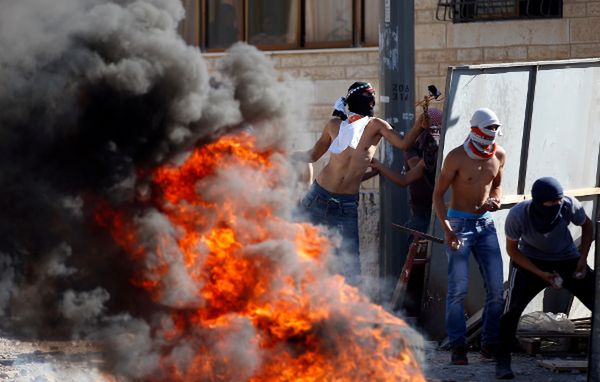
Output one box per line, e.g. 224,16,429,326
292,81,427,286
495,176,595,379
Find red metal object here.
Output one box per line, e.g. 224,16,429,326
390,224,441,312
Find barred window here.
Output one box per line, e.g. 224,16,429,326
436,0,562,23
180,0,379,51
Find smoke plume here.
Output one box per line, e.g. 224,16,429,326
0,0,294,344
0,1,424,381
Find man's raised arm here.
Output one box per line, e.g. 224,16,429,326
378,113,427,151
291,119,334,163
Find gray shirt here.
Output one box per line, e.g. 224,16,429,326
504,195,586,260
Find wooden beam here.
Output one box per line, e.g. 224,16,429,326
538,359,587,372
501,187,600,206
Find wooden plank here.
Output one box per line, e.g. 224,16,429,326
537,359,587,372
518,337,541,355
516,331,590,338
502,188,600,206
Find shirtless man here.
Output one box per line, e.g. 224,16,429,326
432,108,506,365
293,81,426,285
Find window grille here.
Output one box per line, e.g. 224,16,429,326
436,0,562,23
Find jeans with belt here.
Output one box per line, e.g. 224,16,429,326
300,181,360,285
445,214,505,348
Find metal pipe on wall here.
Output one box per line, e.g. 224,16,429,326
378,0,415,299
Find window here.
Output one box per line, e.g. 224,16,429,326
248,0,299,49
206,0,243,49
436,0,562,23
182,0,379,51
362,1,379,46
304,0,353,48
179,0,201,46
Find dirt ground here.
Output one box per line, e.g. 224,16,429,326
0,336,590,381
423,342,588,382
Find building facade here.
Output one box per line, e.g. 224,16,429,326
181,0,600,281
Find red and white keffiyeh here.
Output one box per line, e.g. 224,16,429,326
463,108,502,160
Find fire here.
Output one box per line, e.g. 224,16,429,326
97,132,425,381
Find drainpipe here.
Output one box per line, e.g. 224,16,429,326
378,0,415,297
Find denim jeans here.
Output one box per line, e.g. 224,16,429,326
300,181,360,285
445,216,504,347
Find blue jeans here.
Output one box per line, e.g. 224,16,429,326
300,181,360,285
445,216,504,347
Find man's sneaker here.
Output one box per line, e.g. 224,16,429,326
451,345,468,365
495,356,515,379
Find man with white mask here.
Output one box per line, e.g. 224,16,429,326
292,81,428,286
432,108,507,365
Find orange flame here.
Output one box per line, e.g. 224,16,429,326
97,132,425,381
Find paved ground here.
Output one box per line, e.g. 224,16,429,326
0,338,106,381
0,336,590,381
423,344,588,382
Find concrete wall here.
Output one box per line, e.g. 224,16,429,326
200,0,600,283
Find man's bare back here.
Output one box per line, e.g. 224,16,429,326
316,117,385,194
292,81,430,195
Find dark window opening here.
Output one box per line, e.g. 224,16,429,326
436,0,562,23
184,0,378,51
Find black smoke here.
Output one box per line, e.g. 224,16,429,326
0,0,293,342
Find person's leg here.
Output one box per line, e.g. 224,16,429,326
300,186,361,285
471,219,504,348
445,218,474,363
496,262,546,379
299,184,326,224
560,259,596,310
337,201,360,286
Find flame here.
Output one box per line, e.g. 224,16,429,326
97,132,425,381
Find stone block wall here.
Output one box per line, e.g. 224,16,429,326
201,0,600,279
414,0,600,97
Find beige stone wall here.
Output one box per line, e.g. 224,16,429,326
414,0,600,96
203,47,381,193
203,0,600,190
203,48,382,281
201,0,600,280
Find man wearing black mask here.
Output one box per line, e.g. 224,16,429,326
292,81,427,286
495,176,595,379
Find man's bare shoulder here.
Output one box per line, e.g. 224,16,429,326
326,117,342,127
324,117,342,134
366,117,390,129
439,146,466,171
495,145,507,163
446,145,467,161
